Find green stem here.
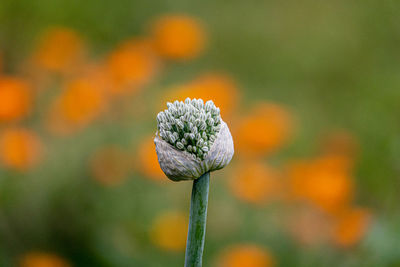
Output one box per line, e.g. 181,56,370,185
184,172,210,267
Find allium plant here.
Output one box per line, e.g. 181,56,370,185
154,98,234,267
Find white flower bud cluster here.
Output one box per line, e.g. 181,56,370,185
156,98,222,160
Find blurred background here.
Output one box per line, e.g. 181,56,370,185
0,0,399,266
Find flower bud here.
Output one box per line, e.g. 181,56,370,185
154,98,234,181
176,142,184,150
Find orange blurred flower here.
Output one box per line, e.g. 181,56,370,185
216,244,275,267
33,27,85,73
230,161,281,205
332,208,371,247
288,155,354,214
150,14,206,60
235,102,293,156
19,251,70,267
0,76,32,122
286,205,333,246
165,73,239,118
89,145,131,186
0,51,3,73
0,128,43,170
47,78,106,134
150,211,188,251
320,130,359,158
137,136,166,181
106,39,159,95
78,62,111,89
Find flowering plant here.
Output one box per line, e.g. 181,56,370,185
154,98,234,266
155,98,234,181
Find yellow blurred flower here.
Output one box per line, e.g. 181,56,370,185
150,211,188,251
216,244,275,267
0,128,43,171
165,73,239,118
33,27,85,73
19,252,70,267
332,208,371,247
106,38,159,95
229,161,281,205
0,76,32,122
89,145,131,186
235,102,293,156
288,155,354,214
150,14,206,60
47,78,106,134
137,136,166,181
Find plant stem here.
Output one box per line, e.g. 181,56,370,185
184,172,210,267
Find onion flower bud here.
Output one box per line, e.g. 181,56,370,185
154,98,234,181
